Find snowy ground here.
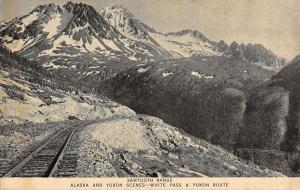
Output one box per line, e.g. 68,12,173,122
0,69,135,126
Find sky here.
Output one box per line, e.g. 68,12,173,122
0,0,299,60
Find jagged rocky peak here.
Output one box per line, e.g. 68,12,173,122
28,1,96,18
64,1,99,10
64,1,98,20
216,40,228,52
217,40,287,69
241,43,286,67
0,3,64,40
99,5,155,40
32,1,98,17
32,3,62,14
62,2,107,27
0,0,118,43
229,41,246,59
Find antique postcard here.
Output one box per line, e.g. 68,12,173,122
0,0,299,189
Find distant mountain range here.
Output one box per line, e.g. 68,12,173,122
0,2,287,73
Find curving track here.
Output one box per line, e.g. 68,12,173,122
2,123,85,177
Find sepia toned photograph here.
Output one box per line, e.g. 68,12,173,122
0,0,299,188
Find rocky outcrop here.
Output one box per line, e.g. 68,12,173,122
217,41,287,70
76,115,284,177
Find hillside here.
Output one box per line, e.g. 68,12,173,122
76,115,283,177
103,56,289,151
100,55,300,175
271,55,300,152
0,48,285,177
0,48,135,126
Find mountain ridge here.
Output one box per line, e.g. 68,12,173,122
0,1,287,71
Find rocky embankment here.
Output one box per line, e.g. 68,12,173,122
76,115,284,177
0,69,135,126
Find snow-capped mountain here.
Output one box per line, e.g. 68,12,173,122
100,5,156,40
0,2,172,65
99,5,286,69
100,6,222,58
149,29,222,57
0,1,287,73
1,3,119,54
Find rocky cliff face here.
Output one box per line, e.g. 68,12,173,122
217,41,287,71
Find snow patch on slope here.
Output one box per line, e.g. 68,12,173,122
150,33,221,58
162,72,174,77
191,71,214,79
137,66,151,73
42,14,62,38
102,39,120,51
2,36,30,52
42,62,68,69
17,12,40,32
85,37,106,52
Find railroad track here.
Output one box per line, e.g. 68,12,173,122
2,123,85,177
